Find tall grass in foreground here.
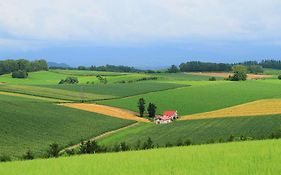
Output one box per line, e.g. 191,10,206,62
0,139,280,175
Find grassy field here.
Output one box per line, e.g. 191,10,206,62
1,139,280,175
99,80,281,116
0,94,134,158
99,115,281,147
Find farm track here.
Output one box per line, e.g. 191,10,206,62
180,99,281,120
61,103,150,122
60,122,140,153
0,91,69,102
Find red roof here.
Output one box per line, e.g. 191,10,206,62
163,111,177,117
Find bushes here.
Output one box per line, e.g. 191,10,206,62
22,150,34,160
116,77,158,84
228,65,247,81
59,77,79,84
11,70,28,79
278,75,281,80
0,154,11,162
209,77,216,81
46,143,60,158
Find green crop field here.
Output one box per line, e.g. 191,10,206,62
99,115,281,147
1,139,280,175
99,80,281,116
0,94,134,158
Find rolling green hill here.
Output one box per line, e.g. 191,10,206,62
99,115,281,147
0,94,134,158
99,80,281,116
1,139,280,175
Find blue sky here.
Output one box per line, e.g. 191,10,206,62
1,0,281,67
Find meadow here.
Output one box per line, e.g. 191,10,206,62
0,139,280,175
99,114,281,147
0,94,134,158
99,80,281,116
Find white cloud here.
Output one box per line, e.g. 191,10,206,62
0,0,281,46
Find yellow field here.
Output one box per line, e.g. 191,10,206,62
0,91,68,102
180,99,281,120
62,103,150,123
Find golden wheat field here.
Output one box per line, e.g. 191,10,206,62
62,103,150,122
180,99,281,120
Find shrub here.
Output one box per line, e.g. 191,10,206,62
65,149,75,156
58,77,79,84
46,143,60,158
278,75,281,80
184,139,192,146
209,77,216,81
11,70,28,79
0,154,11,162
176,138,183,146
229,65,247,81
79,140,101,154
142,137,154,149
165,142,173,147
120,142,130,151
22,150,34,160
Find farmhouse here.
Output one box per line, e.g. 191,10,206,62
155,110,178,124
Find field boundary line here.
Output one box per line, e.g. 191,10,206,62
60,122,140,153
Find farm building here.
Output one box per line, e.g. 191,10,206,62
155,110,178,124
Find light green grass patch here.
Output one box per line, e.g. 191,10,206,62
1,139,280,175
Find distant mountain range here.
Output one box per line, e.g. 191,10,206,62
48,62,70,68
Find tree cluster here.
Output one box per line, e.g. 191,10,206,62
138,98,157,118
96,75,108,84
12,70,28,79
59,77,79,84
0,59,48,75
77,64,142,73
179,61,232,72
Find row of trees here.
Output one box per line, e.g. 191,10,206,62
179,61,232,72
0,59,48,75
138,98,157,118
77,64,142,73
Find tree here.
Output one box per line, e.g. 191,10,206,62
12,70,28,78
22,150,34,160
247,65,263,74
229,65,247,81
46,143,60,158
79,140,100,154
147,103,157,118
278,75,281,80
58,77,79,84
167,65,179,73
138,98,146,117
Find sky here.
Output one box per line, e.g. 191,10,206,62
1,0,281,67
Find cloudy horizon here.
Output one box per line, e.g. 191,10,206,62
1,0,281,66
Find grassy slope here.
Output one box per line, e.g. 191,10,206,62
0,94,134,158
0,71,191,101
99,80,281,116
99,115,281,147
1,139,280,175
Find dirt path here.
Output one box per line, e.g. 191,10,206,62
188,72,272,79
180,99,281,120
60,122,140,153
62,103,150,123
0,91,69,102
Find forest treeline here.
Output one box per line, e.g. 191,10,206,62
0,59,48,75
179,60,281,72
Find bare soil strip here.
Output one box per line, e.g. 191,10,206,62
188,72,272,79
180,99,281,120
62,103,150,123
0,91,68,102
60,122,140,153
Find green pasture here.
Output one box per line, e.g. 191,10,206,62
99,80,281,116
0,94,134,158
99,115,281,147
1,139,280,175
